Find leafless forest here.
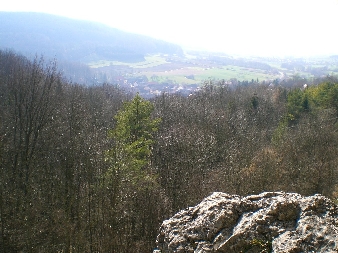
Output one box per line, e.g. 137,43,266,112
1,50,338,252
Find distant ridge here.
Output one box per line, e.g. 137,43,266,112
0,12,183,62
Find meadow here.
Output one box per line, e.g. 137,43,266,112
88,53,338,88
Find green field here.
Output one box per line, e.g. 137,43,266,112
89,53,338,86
89,55,169,68
194,66,278,81
139,65,280,84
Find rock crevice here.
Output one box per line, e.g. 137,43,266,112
155,192,338,253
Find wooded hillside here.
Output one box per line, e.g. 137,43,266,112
0,50,337,252
0,12,183,62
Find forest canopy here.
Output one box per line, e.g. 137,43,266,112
0,50,337,252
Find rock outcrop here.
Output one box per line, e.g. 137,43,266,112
155,192,338,253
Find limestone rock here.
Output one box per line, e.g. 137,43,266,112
155,192,338,253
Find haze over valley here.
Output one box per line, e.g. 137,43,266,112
1,11,338,97
1,2,338,252
2,0,338,57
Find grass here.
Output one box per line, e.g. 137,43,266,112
195,66,277,81
141,71,197,85
89,55,280,83
88,54,338,86
140,66,280,84
88,55,169,69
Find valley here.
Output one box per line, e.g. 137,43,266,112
88,52,338,97
2,12,337,97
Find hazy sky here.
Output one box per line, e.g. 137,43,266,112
1,0,338,57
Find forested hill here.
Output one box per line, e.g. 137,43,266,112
1,50,338,252
0,12,183,62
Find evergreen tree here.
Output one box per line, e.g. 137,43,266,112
104,93,162,251
107,93,161,180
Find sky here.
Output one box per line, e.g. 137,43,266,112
1,0,338,57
